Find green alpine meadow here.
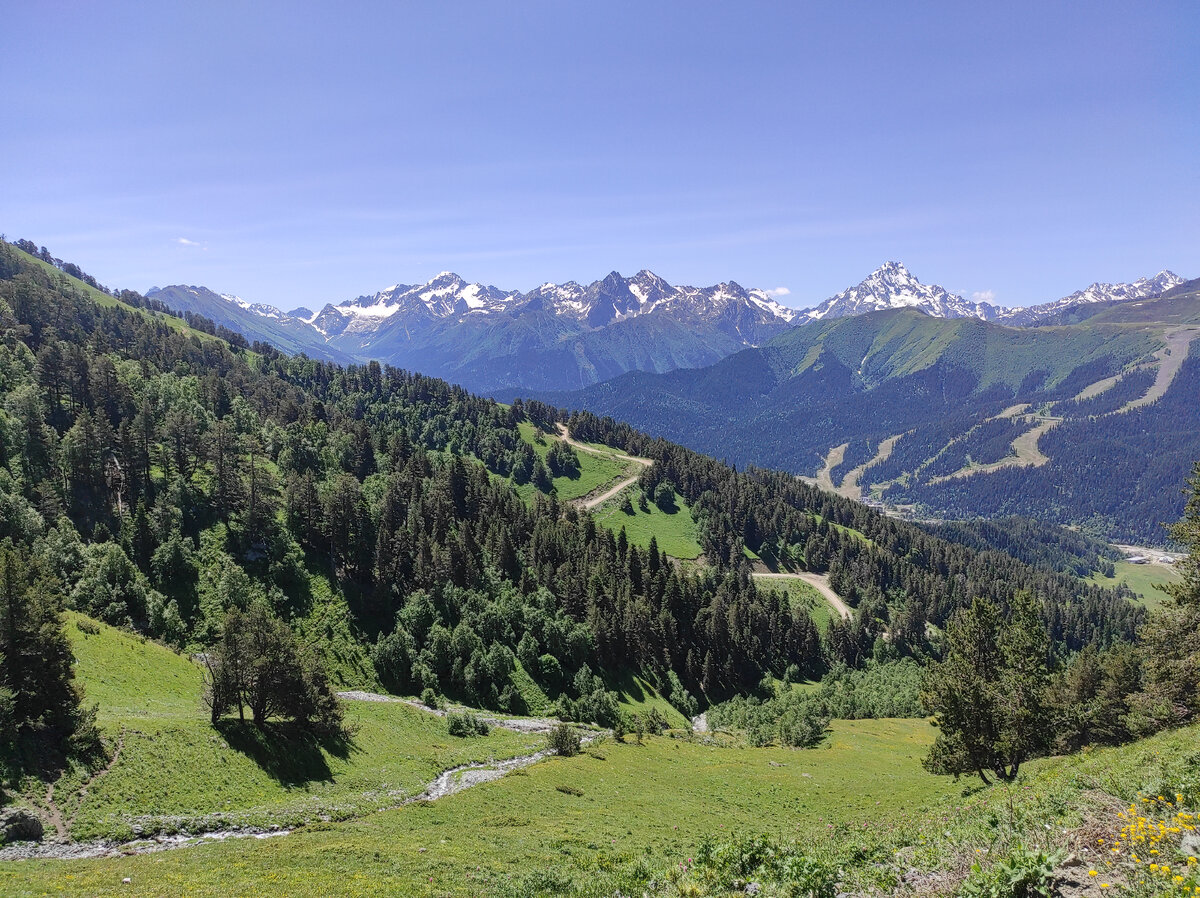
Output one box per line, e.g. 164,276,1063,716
4,6,1198,895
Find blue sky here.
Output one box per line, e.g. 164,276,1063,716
3,1,1197,311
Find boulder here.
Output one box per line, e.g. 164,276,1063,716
0,807,44,843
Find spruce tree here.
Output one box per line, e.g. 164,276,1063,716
921,594,1051,783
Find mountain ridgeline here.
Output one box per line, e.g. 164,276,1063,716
149,270,799,394
143,260,1183,398
0,239,1143,765
798,261,1182,325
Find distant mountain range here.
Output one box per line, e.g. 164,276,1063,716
147,264,1184,394
799,261,1183,325
149,270,798,392
536,276,1200,545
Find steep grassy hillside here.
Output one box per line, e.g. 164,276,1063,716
512,421,637,502
6,245,222,343
35,616,544,842
592,488,704,560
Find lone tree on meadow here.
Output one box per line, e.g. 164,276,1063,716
204,604,343,736
921,593,1051,784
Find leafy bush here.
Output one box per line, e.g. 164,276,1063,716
815,660,925,719
700,835,837,898
548,723,581,757
446,711,490,738
612,715,628,741
959,845,1064,898
709,689,830,748
420,687,440,710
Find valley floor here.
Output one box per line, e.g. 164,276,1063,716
6,720,1200,897
4,718,954,896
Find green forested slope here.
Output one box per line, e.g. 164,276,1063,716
540,300,1200,542
3,241,1200,898
0,238,1152,819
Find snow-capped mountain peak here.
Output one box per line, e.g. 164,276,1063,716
1052,270,1183,308
802,263,1000,322
307,274,527,335
218,293,290,321
293,269,802,341
799,264,1186,326
994,270,1185,325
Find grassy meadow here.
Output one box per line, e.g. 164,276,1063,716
6,614,1200,897
754,576,834,630
592,490,704,560
35,616,543,843
5,717,956,896
1088,559,1181,610
11,710,1200,897
514,422,638,502
12,245,227,343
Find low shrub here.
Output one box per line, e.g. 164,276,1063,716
959,845,1064,898
446,712,489,738
548,723,581,757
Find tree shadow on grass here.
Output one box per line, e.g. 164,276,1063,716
959,782,989,799
608,670,648,703
214,720,358,787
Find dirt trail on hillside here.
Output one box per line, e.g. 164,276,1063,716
1119,327,1199,411
838,434,903,500
42,782,65,840
556,424,653,510
752,571,852,621
814,443,847,494
66,728,126,833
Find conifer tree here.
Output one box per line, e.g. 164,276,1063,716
921,594,1051,783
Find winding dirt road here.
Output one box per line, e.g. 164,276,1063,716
752,571,852,621
556,425,653,509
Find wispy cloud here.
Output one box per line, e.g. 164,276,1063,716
764,286,791,297
972,289,996,303
176,237,205,248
